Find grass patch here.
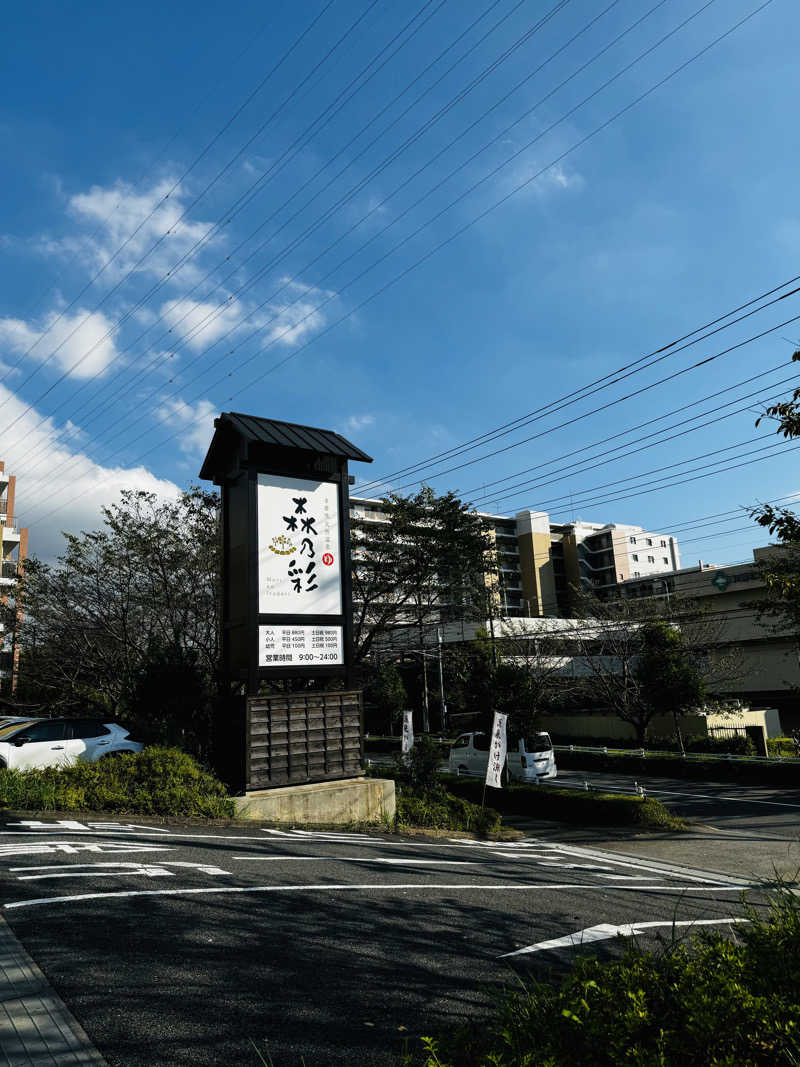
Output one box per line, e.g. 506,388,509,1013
396,787,501,835
442,775,686,831
0,747,235,818
414,887,800,1066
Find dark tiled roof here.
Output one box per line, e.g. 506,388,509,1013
200,411,372,479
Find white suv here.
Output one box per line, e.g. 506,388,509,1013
0,718,143,770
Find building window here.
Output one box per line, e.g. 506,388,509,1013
647,555,654,563
660,539,666,547
634,571,640,577
629,536,637,544
632,553,638,561
663,556,669,565
646,538,653,546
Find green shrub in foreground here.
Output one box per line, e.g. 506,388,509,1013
0,747,235,818
419,889,800,1066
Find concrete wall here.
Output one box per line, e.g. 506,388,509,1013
233,776,396,825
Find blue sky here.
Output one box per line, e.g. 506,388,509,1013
1,0,798,567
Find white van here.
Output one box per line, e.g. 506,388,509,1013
448,729,557,783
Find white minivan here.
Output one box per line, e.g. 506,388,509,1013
448,729,557,783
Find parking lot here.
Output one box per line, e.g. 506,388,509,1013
0,817,769,1066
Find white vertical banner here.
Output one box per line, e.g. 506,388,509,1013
485,712,508,789
401,709,414,754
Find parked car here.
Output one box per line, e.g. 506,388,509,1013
448,729,557,783
0,718,143,771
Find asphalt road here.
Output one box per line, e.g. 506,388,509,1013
0,816,772,1066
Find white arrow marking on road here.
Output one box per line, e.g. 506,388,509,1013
499,918,750,958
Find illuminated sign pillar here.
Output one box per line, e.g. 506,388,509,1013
200,413,372,789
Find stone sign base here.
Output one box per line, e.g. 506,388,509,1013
232,776,395,825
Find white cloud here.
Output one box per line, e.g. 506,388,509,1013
258,278,335,347
0,308,119,378
160,297,246,351
39,178,220,285
0,384,182,563
341,414,375,435
154,397,217,455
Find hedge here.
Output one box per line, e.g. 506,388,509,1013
0,748,236,818
555,748,800,786
441,775,684,830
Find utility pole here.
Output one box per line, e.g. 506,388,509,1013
437,627,447,733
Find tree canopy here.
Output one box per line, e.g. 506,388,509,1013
16,488,220,756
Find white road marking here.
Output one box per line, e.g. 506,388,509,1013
14,864,175,880
499,918,750,958
3,882,752,910
0,842,173,859
646,788,800,810
231,856,478,865
5,820,172,833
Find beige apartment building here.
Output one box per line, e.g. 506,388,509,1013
350,497,681,619
0,461,28,694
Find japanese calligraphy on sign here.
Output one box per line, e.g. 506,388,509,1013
258,474,342,616
485,712,508,790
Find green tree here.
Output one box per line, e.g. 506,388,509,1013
750,353,800,631
352,488,494,665
15,488,221,757
635,620,705,748
362,661,407,734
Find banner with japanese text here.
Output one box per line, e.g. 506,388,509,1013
485,712,508,789
257,474,342,616
401,709,414,754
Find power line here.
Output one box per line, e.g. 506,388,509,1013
10,0,778,531
0,0,340,385
12,0,581,462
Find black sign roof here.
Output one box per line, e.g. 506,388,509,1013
199,411,372,480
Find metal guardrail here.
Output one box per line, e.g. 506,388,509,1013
554,744,800,765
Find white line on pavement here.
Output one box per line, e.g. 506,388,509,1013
499,918,750,958
231,857,479,864
3,882,753,909
646,789,800,809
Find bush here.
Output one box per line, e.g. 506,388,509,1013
396,788,501,835
442,776,684,830
419,887,800,1066
0,747,235,818
768,736,800,758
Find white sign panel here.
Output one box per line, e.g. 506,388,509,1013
259,625,344,667
485,712,508,789
401,709,414,754
257,474,342,616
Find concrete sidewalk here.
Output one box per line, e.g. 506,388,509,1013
0,917,105,1066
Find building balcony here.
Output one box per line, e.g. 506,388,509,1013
1,561,18,580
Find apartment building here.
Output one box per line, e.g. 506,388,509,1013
0,461,28,694
350,497,681,619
